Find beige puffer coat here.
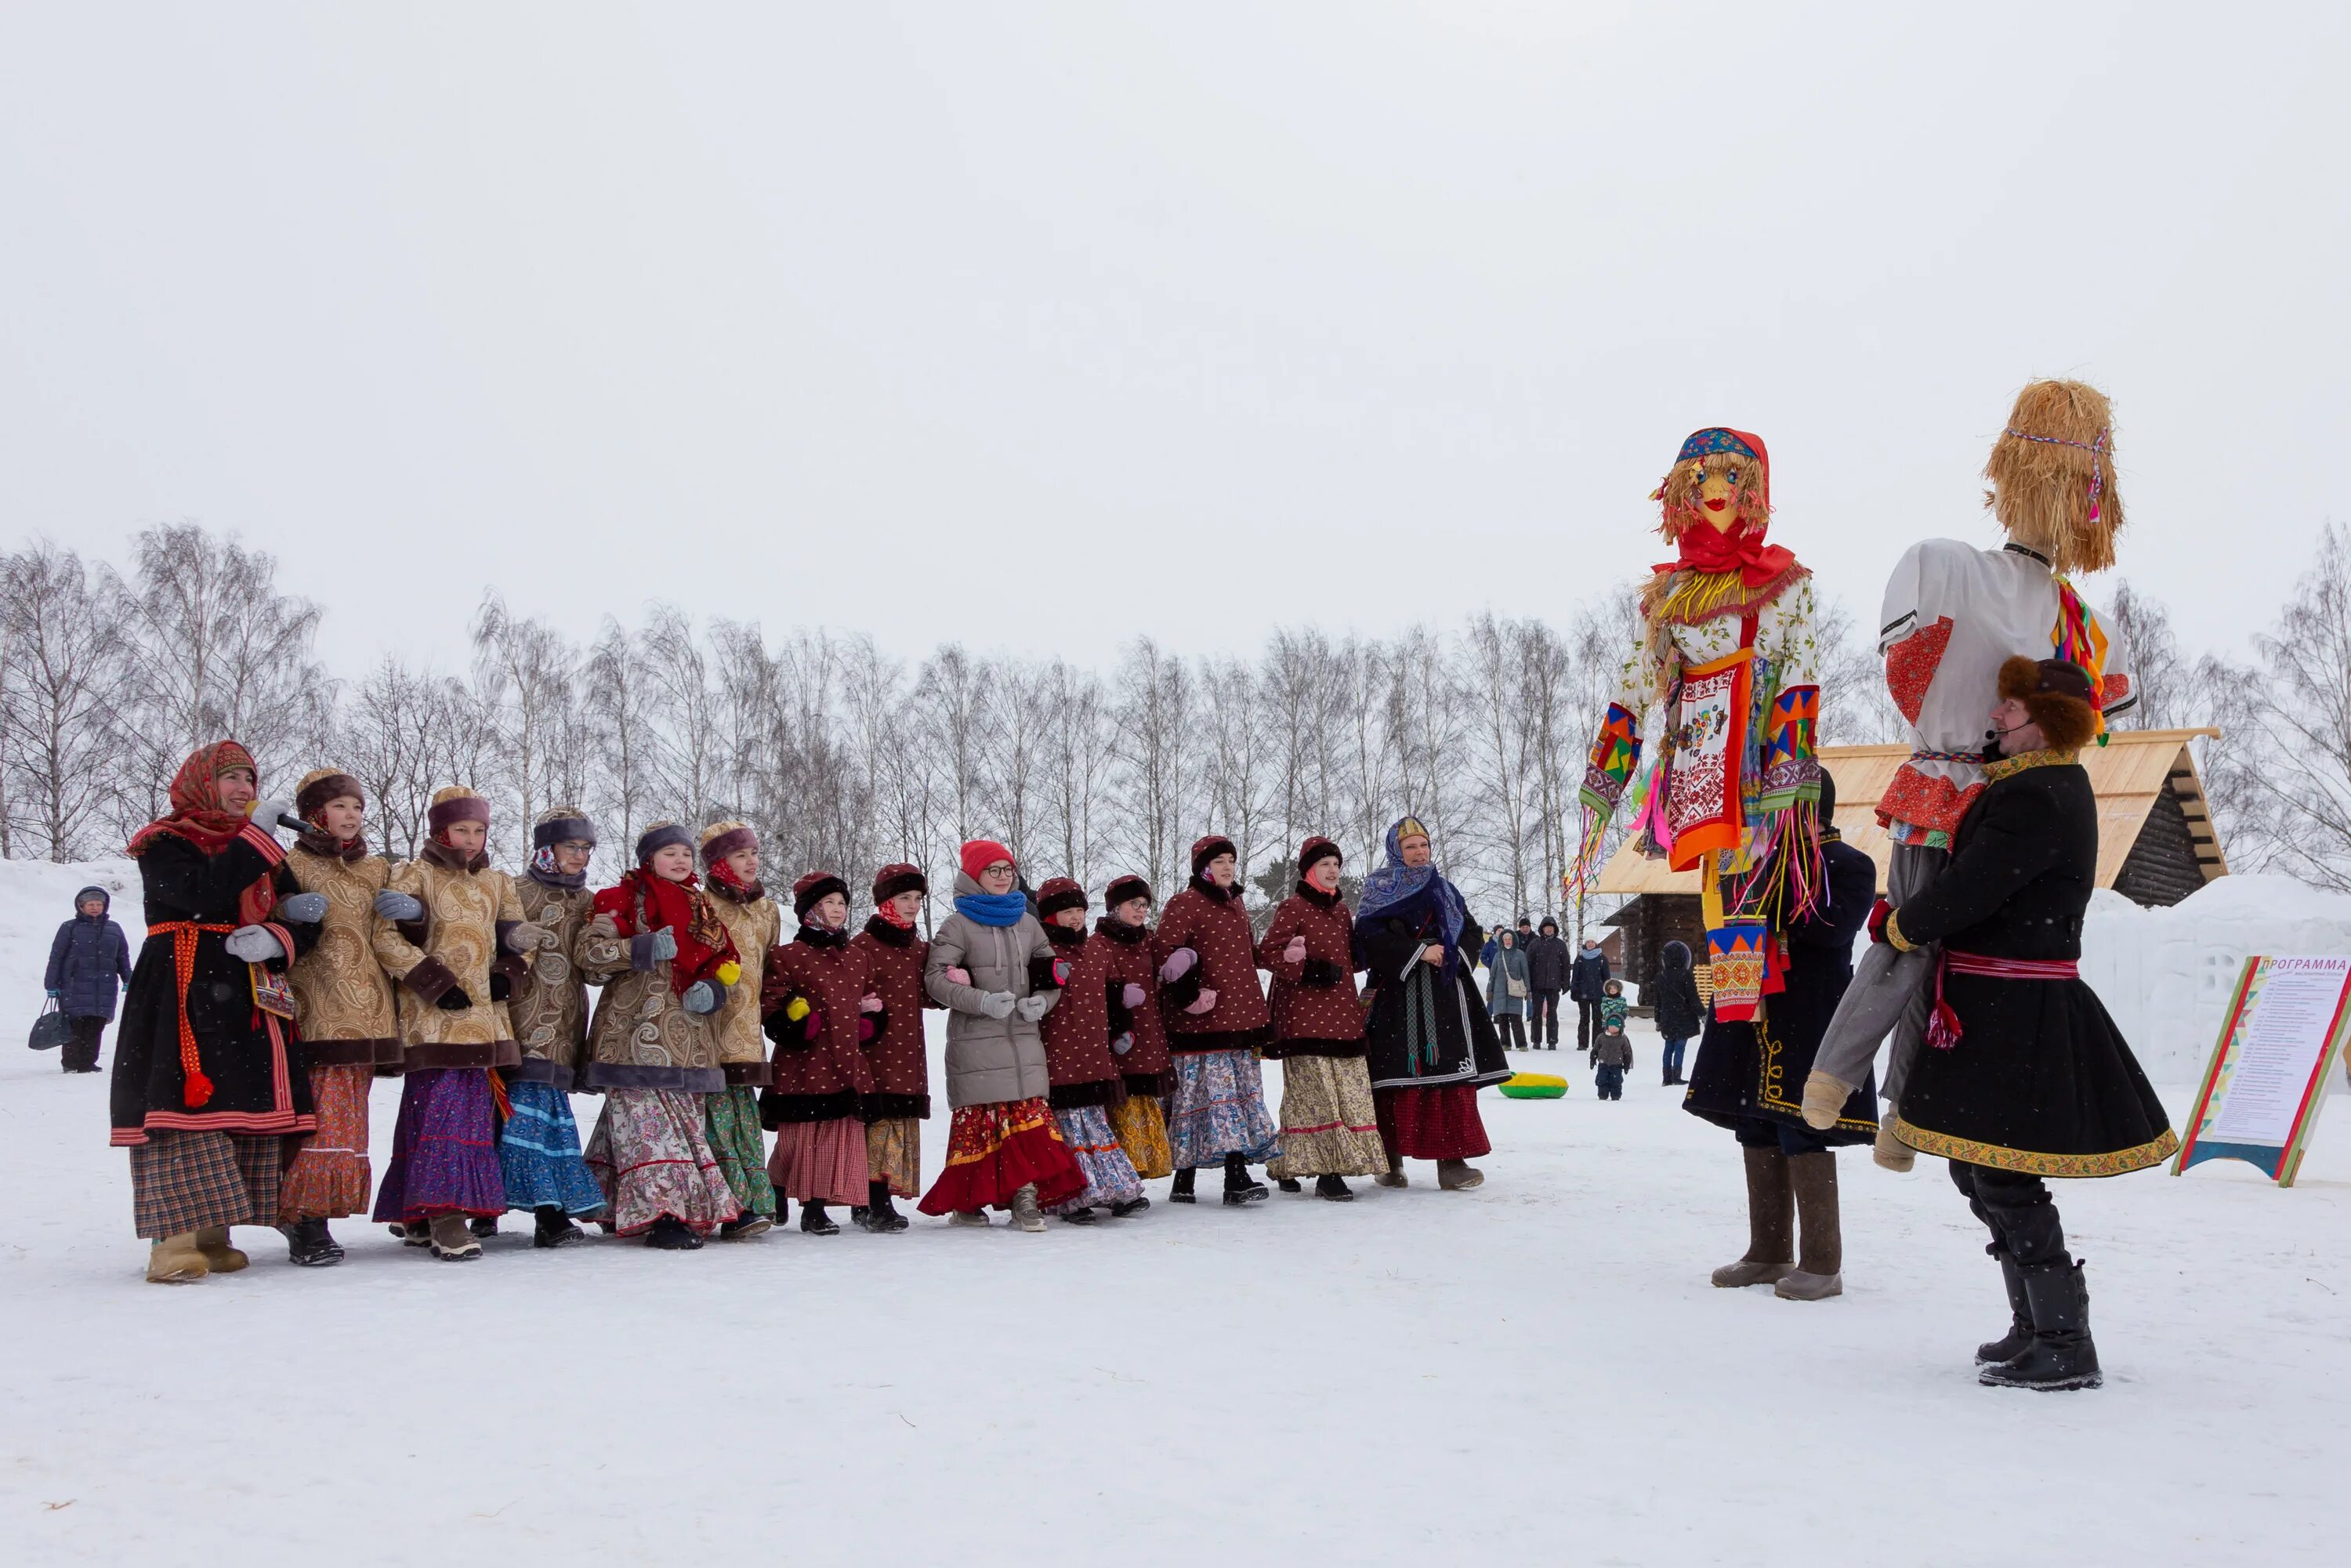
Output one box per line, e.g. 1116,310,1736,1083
923,871,1060,1109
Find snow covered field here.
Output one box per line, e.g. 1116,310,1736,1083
3,867,2346,1566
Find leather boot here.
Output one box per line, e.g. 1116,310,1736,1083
1980,1259,2102,1390
1774,1152,1843,1300
1169,1167,1198,1203
1223,1153,1268,1204
194,1225,248,1273
1976,1247,2033,1367
278,1218,344,1266
800,1199,839,1237
147,1232,209,1284
1315,1174,1355,1201
1711,1146,1794,1287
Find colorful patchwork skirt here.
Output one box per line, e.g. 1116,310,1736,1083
1268,1054,1388,1179
1107,1094,1173,1179
866,1116,921,1200
584,1088,737,1237
498,1080,607,1218
766,1114,868,1206
705,1085,778,1219
1049,1104,1146,1213
130,1129,282,1239
277,1062,375,1222
1375,1081,1491,1161
372,1067,505,1223
918,1096,1086,1215
1167,1048,1281,1169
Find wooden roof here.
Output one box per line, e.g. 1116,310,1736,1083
1594,728,2227,898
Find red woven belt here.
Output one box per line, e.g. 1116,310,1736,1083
1927,951,2078,1048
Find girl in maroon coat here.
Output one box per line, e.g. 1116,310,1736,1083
848,863,936,1234
1154,835,1280,1204
1258,836,1386,1200
1096,874,1174,1179
1038,878,1150,1223
759,871,883,1235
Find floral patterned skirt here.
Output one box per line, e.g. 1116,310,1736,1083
866,1116,921,1200
372,1068,505,1223
277,1062,374,1222
705,1085,778,1218
1268,1054,1389,1179
498,1080,607,1217
1167,1048,1281,1169
584,1088,737,1237
766,1114,868,1206
918,1097,1085,1215
1107,1095,1173,1180
1049,1104,1146,1213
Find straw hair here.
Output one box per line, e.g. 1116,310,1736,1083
1984,378,2123,574
1656,451,1769,544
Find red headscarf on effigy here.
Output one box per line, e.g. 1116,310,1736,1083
1651,428,1798,590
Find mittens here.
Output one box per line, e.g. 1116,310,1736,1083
373,891,426,922
682,980,722,1015
1121,983,1147,1009
980,991,1017,1020
1158,947,1197,983
944,966,972,987
1282,935,1308,965
505,921,549,954
1016,994,1050,1023
1799,1070,1853,1132
630,929,679,969
223,924,284,962
436,985,473,1012
1301,958,1342,986
1867,897,1893,945
860,994,884,1013
1184,987,1219,1016
277,892,328,924
250,797,297,837
1110,1031,1135,1056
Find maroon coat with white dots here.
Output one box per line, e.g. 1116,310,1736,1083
1256,885,1367,1058
1096,917,1172,1095
1152,878,1271,1052
850,914,936,1120
1040,925,1123,1107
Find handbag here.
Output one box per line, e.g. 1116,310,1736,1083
1505,973,1528,1000
28,999,72,1052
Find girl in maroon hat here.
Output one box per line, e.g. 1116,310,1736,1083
1154,835,1279,1205
1096,874,1174,1180
1038,878,1149,1222
849,863,938,1233
760,871,883,1236
1259,837,1386,1200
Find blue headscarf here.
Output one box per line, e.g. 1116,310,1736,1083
1354,816,1469,984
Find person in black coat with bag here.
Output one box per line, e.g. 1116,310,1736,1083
1875,658,2176,1392
1524,918,1571,1048
1567,937,1610,1050
45,885,132,1074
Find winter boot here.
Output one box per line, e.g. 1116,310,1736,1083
947,1208,991,1227
855,1180,910,1234
1110,1196,1151,1218
1060,1205,1099,1226
279,1218,344,1267
1976,1247,2033,1367
392,1220,430,1247
1437,1158,1484,1191
427,1213,483,1261
1010,1183,1048,1233
1373,1153,1408,1190
1980,1260,2102,1390
1276,1177,1304,1193
1223,1153,1268,1205
719,1208,773,1240
645,1215,701,1251
1315,1174,1356,1202
194,1226,248,1273
1874,1119,1916,1173
534,1207,586,1248
146,1232,209,1284
1169,1168,1198,1204
469,1215,499,1240
1712,1145,1795,1287
1774,1152,1844,1301
800,1200,839,1237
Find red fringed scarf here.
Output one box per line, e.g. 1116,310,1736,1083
1652,429,1797,589
594,867,741,996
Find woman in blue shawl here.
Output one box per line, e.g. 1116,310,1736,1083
1353,817,1512,1190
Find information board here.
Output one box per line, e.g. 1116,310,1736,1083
2172,956,2351,1187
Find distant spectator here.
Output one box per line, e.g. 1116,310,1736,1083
1569,937,1612,1050
1524,917,1570,1049
1600,976,1628,1034
1592,1023,1632,1100
1485,928,1530,1052
45,885,132,1074
1650,940,1704,1086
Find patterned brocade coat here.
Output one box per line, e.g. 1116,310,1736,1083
371,848,526,1070
507,873,599,1092
578,907,726,1094
705,882,783,1087
285,842,402,1068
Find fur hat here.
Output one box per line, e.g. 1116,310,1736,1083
872,863,927,903
295,768,363,822
1190,835,1237,875
959,839,1015,881
1297,836,1341,877
634,820,694,864
532,805,596,849
792,870,850,918
1036,877,1087,919
698,820,756,867
1998,656,2099,753
426,786,489,835
1104,873,1153,910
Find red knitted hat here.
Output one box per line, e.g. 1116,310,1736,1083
1298,836,1341,875
959,839,1015,881
1190,835,1237,875
1036,877,1086,918
792,870,849,918
872,862,927,903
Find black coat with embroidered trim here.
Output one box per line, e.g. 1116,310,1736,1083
1889,759,2175,1176
1684,836,1878,1144
1357,913,1510,1092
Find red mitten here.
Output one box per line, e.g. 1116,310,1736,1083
857,1015,878,1043
803,1009,826,1042
944,966,971,987
1184,987,1219,1016
1282,935,1307,965
1867,897,1894,945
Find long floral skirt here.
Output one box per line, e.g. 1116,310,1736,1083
498,1080,607,1217
918,1097,1086,1216
584,1088,737,1237
1107,1095,1174,1180
277,1063,374,1222
130,1129,282,1239
705,1085,778,1219
1167,1048,1281,1169
1049,1104,1146,1213
1268,1054,1389,1179
1375,1081,1492,1162
766,1114,869,1206
372,1068,505,1223
866,1116,921,1200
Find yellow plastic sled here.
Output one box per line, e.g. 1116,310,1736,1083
1499,1072,1567,1099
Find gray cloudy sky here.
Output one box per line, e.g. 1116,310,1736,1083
2,2,2342,676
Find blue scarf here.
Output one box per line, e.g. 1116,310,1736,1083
1355,817,1469,986
955,889,1030,928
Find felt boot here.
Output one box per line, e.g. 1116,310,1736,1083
1980,1259,2102,1391
1169,1167,1198,1204
1437,1158,1483,1191
1373,1153,1408,1190
278,1218,343,1267
1010,1183,1047,1233
1712,1145,1794,1287
427,1213,482,1261
1976,1248,2034,1367
147,1231,209,1284
194,1226,248,1273
1774,1152,1844,1300
534,1207,586,1248
1315,1174,1355,1202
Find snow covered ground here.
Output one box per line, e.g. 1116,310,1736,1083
2,864,2347,1566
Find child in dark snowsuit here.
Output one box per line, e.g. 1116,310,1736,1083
1593,1023,1632,1100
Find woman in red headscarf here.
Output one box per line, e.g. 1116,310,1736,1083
113,741,321,1285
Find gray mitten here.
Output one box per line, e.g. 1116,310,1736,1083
1110,1031,1135,1056
224,924,284,962
631,929,679,969
681,979,722,1015
1016,994,1051,1023
505,921,549,954
373,890,426,922
979,990,1017,1020
277,892,329,924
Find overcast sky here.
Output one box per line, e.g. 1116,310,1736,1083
2,2,2342,679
